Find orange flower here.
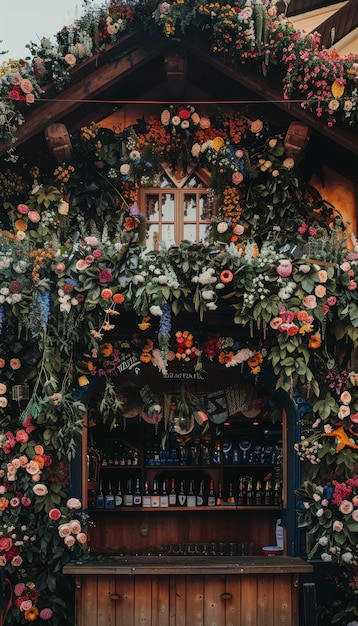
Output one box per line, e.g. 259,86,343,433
218,351,234,364
296,310,309,322
14,219,28,232
247,353,263,369
308,332,322,350
101,288,113,300
32,455,45,469
0,358,5,368
24,606,39,622
34,445,44,455
0,497,9,511
138,321,151,330
113,293,125,304
140,353,152,363
220,269,234,284
101,343,113,357
87,361,95,372
123,217,138,231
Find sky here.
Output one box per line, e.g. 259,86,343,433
1,1,102,61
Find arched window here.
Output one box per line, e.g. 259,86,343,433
140,165,213,250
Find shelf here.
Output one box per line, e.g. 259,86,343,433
92,506,280,512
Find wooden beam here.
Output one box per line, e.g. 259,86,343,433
3,36,169,154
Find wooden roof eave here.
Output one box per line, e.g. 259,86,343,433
1,34,170,156
180,38,358,157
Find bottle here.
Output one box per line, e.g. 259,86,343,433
187,480,196,507
150,479,160,507
207,479,216,507
105,480,115,508
227,482,235,505
133,478,142,506
255,479,263,506
246,478,253,506
196,480,204,506
264,479,273,506
274,479,281,506
124,478,133,507
169,478,177,506
216,483,223,506
96,479,105,509
142,480,151,507
160,479,169,507
237,478,244,506
177,480,187,507
115,480,123,507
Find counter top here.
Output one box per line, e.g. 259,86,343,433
63,555,313,576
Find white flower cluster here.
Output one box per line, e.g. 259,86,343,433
294,435,322,463
0,287,22,304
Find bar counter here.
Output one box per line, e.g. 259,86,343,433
64,555,312,626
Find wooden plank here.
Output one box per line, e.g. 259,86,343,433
115,576,135,626
81,575,98,626
240,575,257,626
172,576,186,626
256,575,274,625
273,575,293,625
203,575,225,626
98,576,114,626
185,575,204,626
134,576,152,625
151,576,170,626
225,575,242,626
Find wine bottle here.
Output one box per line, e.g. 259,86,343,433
237,478,245,506
255,479,263,506
115,480,123,507
196,479,204,506
227,482,235,505
150,479,160,507
133,478,142,506
142,480,151,507
169,478,177,506
246,478,253,506
105,479,115,508
177,480,187,507
216,483,223,506
160,479,169,507
274,479,281,506
187,480,196,507
207,479,216,507
124,478,133,507
96,479,105,509
264,479,273,506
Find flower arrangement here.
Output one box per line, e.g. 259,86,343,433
296,475,358,565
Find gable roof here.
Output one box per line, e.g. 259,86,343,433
1,2,358,180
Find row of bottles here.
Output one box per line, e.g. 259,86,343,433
95,477,282,509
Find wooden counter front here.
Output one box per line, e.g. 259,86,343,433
64,556,312,626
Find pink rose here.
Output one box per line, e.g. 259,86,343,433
17,204,29,214
64,53,76,67
66,497,82,510
317,270,327,283
55,262,66,273
348,281,357,291
11,555,23,567
69,520,81,534
26,460,40,475
76,259,89,271
338,405,350,419
0,556,6,566
0,537,13,552
199,117,211,130
352,495,358,506
19,455,29,467
14,582,26,596
32,483,48,496
339,500,354,514
20,79,33,94
351,509,358,522
58,523,71,538
15,429,29,444
160,109,171,125
251,119,263,134
191,143,201,158
26,93,35,104
49,508,62,521
315,285,326,298
76,532,87,544
21,496,32,507
39,608,54,621
28,210,40,223
332,520,343,532
327,296,337,306
303,295,317,309
20,600,33,612
64,535,76,547
340,262,351,272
